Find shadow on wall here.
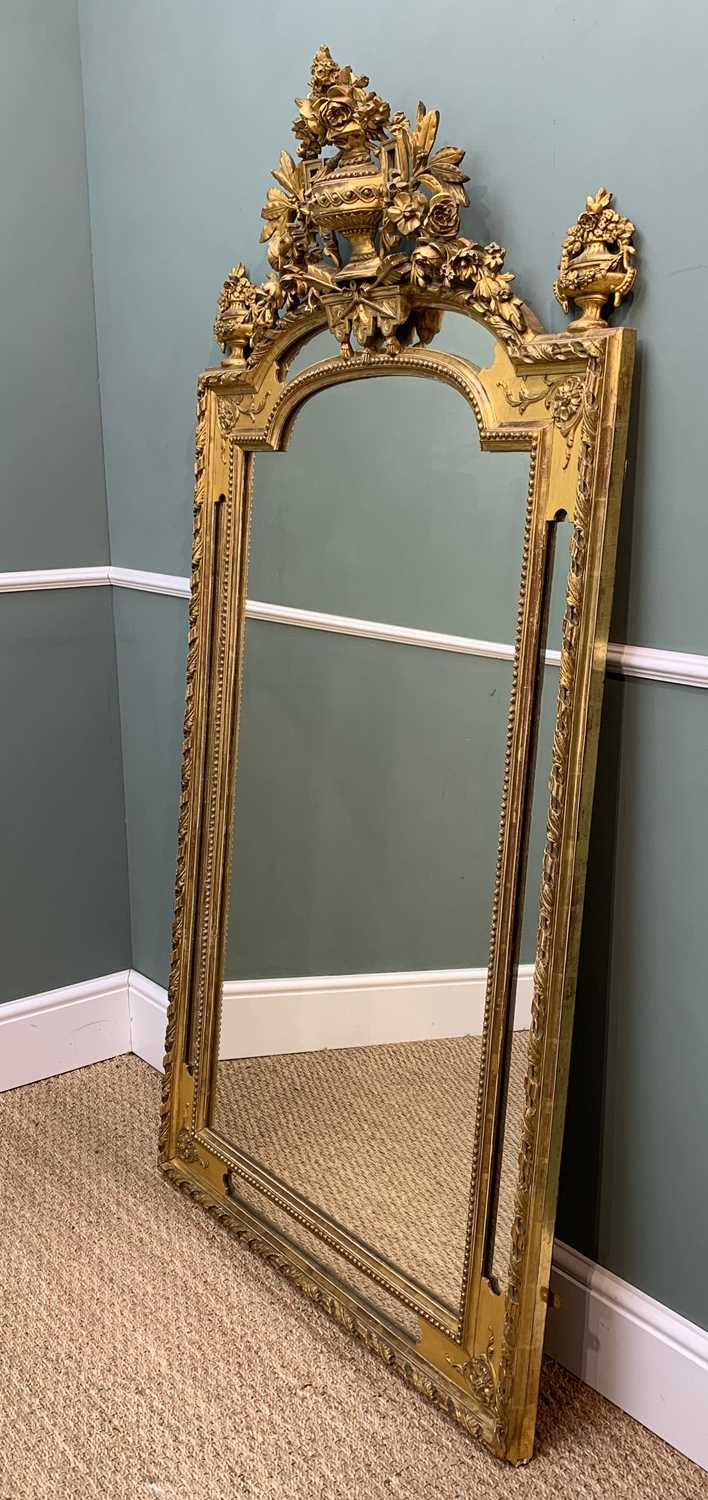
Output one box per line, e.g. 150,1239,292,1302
555,346,643,1259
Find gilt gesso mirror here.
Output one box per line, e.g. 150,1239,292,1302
160,48,636,1463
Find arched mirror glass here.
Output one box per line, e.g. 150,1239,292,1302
212,353,532,1316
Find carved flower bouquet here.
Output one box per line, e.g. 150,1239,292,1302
216,46,530,363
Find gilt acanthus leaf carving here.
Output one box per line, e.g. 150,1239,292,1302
498,373,584,468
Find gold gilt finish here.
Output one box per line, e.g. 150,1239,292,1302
160,47,637,1464
555,187,637,330
213,45,533,364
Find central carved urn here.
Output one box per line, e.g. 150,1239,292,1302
308,147,384,281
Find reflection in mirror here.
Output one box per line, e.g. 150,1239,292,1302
285,312,497,384
489,519,572,1290
212,356,533,1314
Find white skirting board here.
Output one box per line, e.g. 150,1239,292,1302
0,965,534,1084
547,1243,708,1472
128,966,534,1064
127,970,170,1072
219,965,534,1059
0,971,132,1091
1,967,707,1472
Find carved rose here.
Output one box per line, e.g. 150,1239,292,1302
577,210,599,239
320,95,356,138
410,242,445,287
423,193,460,240
446,241,481,284
387,187,428,236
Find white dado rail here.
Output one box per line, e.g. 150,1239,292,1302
1,565,708,689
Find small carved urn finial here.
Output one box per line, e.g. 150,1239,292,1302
213,264,259,368
554,188,637,330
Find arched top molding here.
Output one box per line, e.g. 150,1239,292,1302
206,282,603,514
208,285,537,448
255,345,507,455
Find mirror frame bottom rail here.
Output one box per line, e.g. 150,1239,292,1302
161,1144,500,1451
158,274,635,1457
213,1130,463,1332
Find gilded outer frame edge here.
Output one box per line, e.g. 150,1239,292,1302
500,327,636,1459
159,301,635,1463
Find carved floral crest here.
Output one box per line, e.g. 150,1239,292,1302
214,46,530,365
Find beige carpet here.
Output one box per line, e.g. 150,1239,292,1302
214,1031,529,1310
0,1057,705,1500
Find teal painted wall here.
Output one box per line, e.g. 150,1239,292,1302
0,0,130,1002
559,677,708,1315
247,351,529,639
0,591,130,1001
74,0,708,1332
112,590,186,986
228,625,511,979
1,0,108,570
79,0,708,654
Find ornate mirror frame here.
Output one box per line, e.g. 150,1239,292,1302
159,49,637,1463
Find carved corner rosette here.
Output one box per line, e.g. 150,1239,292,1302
555,187,637,330
213,45,533,369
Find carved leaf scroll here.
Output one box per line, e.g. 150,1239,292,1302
498,374,584,468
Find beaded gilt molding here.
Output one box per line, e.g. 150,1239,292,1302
159,47,637,1465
